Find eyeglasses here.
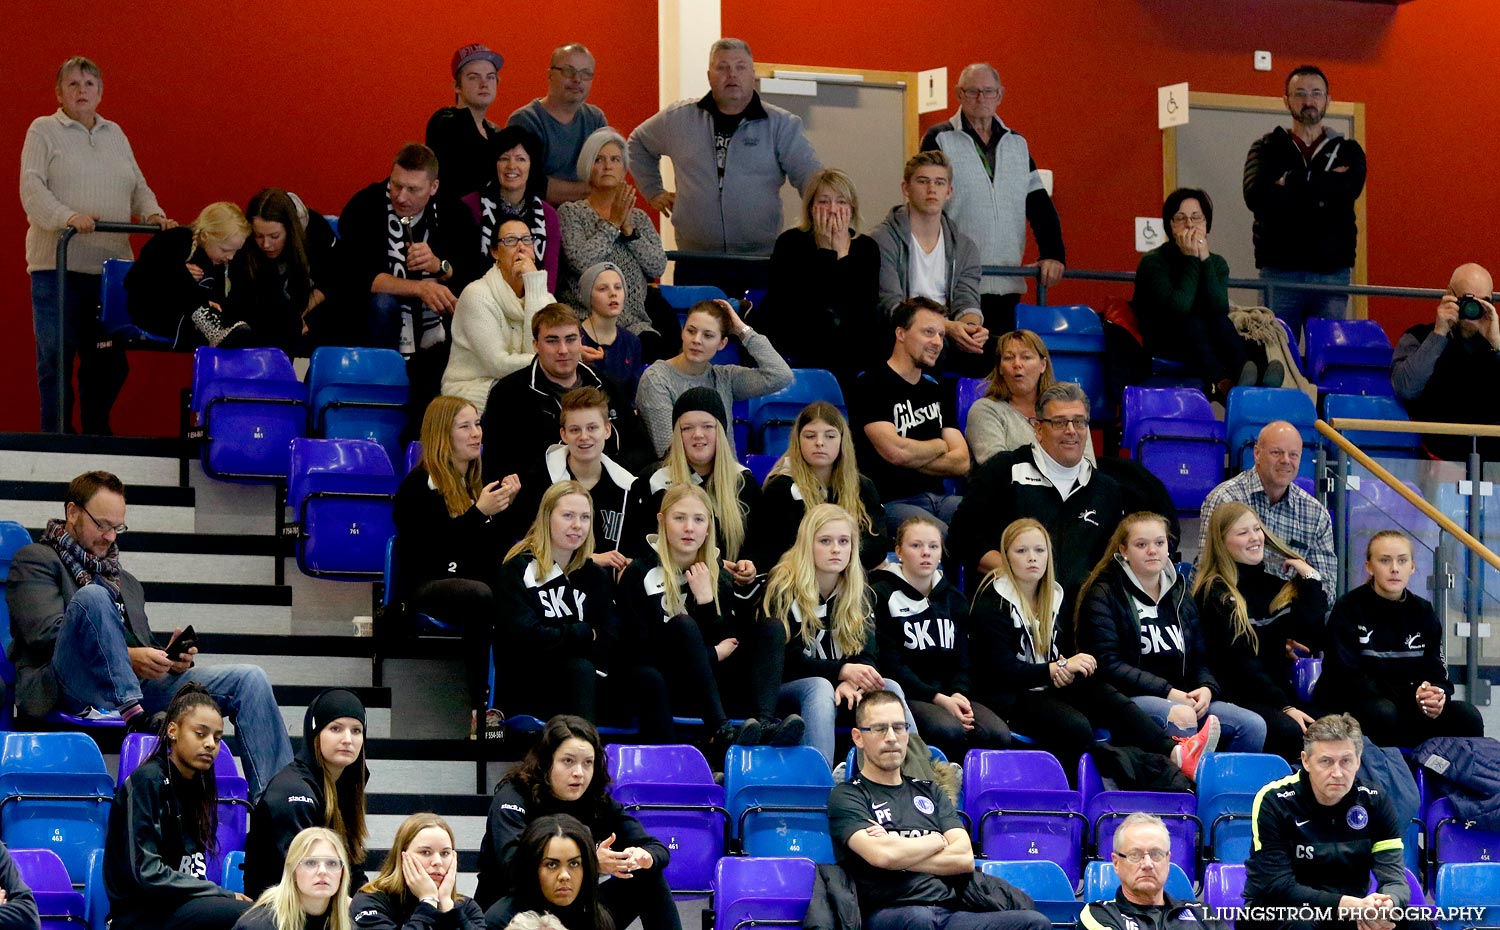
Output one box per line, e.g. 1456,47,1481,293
1290,89,1326,101
497,235,536,247
1170,213,1206,226
957,88,1001,101
1113,849,1169,864
77,504,127,536
296,858,344,873
551,65,596,81
856,722,909,736
1034,416,1091,432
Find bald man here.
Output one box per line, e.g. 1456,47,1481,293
1198,420,1336,604
920,62,1065,340
1392,262,1500,460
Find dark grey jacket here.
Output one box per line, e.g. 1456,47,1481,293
5,542,155,717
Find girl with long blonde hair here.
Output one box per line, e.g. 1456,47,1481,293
125,200,254,348
350,814,483,927
233,827,352,930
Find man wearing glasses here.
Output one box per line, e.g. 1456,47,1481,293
508,44,608,205
920,63,1066,337
826,689,1049,930
1077,813,1225,930
5,471,291,801
1243,65,1367,341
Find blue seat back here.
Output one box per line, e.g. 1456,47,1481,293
1083,859,1195,904
955,377,987,434
1202,862,1246,910
1196,753,1293,863
99,259,172,345
980,860,1082,925
1435,862,1500,930
288,439,398,579
744,454,780,485
659,285,729,310
723,746,834,862
192,347,308,481
307,347,411,467
963,749,1084,883
0,733,114,882
0,521,32,726
1294,657,1322,703
221,849,246,895
383,536,458,635
1224,387,1318,476
747,369,845,455
1322,394,1421,458
712,856,816,930
1122,386,1227,513
1305,319,1392,380
85,846,107,930
608,745,725,895
404,440,423,475
1427,797,1500,872
12,846,87,930
1318,369,1395,399
1086,788,1200,879
1017,304,1107,407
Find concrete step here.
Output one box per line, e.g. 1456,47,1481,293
0,449,181,488
118,531,282,586
0,480,195,533
196,653,373,689
140,581,294,637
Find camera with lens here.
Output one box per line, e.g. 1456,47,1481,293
1458,294,1487,321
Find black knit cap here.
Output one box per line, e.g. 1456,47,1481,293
672,387,728,430
307,688,366,732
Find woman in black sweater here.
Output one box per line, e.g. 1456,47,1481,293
233,187,338,352
871,514,1008,753
1193,501,1327,761
351,813,485,929
393,395,522,731
1316,530,1485,747
105,684,251,929
125,201,252,348
231,826,351,930
476,717,667,930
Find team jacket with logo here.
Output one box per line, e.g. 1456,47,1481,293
1079,888,1227,930
870,564,972,703
778,589,878,683
1076,557,1219,700
494,555,615,666
968,571,1066,700
1244,769,1407,910
1319,581,1453,707
615,547,736,649
350,886,485,928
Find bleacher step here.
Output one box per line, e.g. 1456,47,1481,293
0,449,180,488
0,479,194,533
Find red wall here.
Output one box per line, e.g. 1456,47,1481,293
2,0,658,436
7,0,1498,436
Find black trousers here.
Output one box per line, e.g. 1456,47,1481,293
1001,678,1175,775
598,864,682,930
642,614,730,729
1241,701,1323,763
909,699,1011,753
111,895,251,930
716,617,789,722
1339,692,1485,748
499,654,674,743
412,578,494,711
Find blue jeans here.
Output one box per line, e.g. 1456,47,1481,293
884,494,963,539
367,291,413,349
1130,694,1267,753
1260,267,1351,344
30,271,127,433
52,585,293,799
777,676,917,765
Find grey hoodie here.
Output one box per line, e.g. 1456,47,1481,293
869,203,984,324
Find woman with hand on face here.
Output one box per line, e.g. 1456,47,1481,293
1077,512,1266,753
105,684,252,930
234,188,337,352
232,827,351,930
464,127,561,294
1193,501,1327,761
558,128,666,359
763,169,880,381
125,201,253,349
871,515,1009,753
393,396,521,737
350,814,484,929
1316,530,1485,747
443,220,558,411
476,718,670,930
244,690,369,899
576,262,644,395
965,330,1082,466
970,519,1217,780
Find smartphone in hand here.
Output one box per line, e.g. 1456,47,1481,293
166,625,198,662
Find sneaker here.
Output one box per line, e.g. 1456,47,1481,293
767,714,805,747
1170,714,1221,781
76,706,123,723
708,721,739,760
735,718,764,747
831,761,847,782
1236,360,1259,387
1260,360,1285,388
192,307,252,348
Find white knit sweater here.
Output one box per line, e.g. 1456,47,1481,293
441,264,553,413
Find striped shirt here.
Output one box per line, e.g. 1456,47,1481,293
19,109,163,273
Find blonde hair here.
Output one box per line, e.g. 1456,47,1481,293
192,201,251,248
1075,512,1171,631
764,504,870,656
1191,501,1299,652
769,402,874,536
975,519,1058,656
361,813,469,902
506,481,596,574
984,330,1057,403
796,168,862,234
664,418,748,561
419,396,483,517
249,827,353,930
653,484,722,617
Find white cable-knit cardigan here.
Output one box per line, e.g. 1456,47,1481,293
441,264,553,413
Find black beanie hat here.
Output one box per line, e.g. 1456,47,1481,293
307,688,366,732
672,387,728,430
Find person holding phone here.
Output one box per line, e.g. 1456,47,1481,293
394,396,522,738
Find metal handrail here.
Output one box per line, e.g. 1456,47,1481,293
53,222,163,433
1330,418,1500,439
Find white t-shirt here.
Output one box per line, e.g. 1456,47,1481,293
907,232,948,304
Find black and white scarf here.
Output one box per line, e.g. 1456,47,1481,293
384,200,445,348
42,518,122,599
476,184,549,261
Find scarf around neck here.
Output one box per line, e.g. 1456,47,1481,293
43,517,122,597
477,185,549,260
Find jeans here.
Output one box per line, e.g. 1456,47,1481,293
884,494,963,539
1260,267,1351,344
867,905,1050,930
777,676,917,765
52,585,293,799
31,270,128,434
366,291,414,350
1130,694,1267,753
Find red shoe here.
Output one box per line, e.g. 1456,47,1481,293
1171,714,1221,782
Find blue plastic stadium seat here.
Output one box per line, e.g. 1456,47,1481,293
732,399,750,456
1293,656,1322,703
1195,753,1293,865
744,454,781,486
747,369,846,456
956,377,987,434
381,536,457,638
322,215,340,238
980,860,1082,925
723,745,835,862
842,744,948,782
1016,305,1106,411
712,856,817,930
0,733,115,882
1305,319,1393,381
1202,862,1246,911
0,521,36,730
191,347,308,482
1224,387,1318,477
1083,859,1195,904
1079,753,1201,879
1322,394,1422,459
404,440,423,475
607,744,727,896
287,438,398,579
1427,796,1500,876
1122,386,1227,514
11,846,88,929
963,749,1086,885
659,285,729,311
85,845,107,930
307,347,410,468
1435,862,1500,930
98,258,173,346
221,849,246,895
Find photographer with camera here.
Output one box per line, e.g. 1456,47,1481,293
1392,262,1500,460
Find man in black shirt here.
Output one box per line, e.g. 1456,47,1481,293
827,689,1048,930
425,43,504,200
850,298,970,537
1077,813,1225,930
1243,714,1408,930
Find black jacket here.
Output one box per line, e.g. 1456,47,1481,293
803,862,1039,930
615,549,735,653
777,589,878,684
391,466,509,600
749,473,887,573
492,555,616,668
335,180,481,315
967,573,1066,705
229,209,339,352
243,706,369,898
763,228,883,377
1076,558,1218,699
424,107,501,201
1196,565,1325,710
350,887,486,929
124,225,230,340
1079,888,1227,930
1242,125,1366,272
620,465,761,563
0,842,39,929
1394,322,1500,460
481,357,651,482
105,756,239,927
869,565,971,703
474,779,669,910
1318,582,1452,712
233,908,331,930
